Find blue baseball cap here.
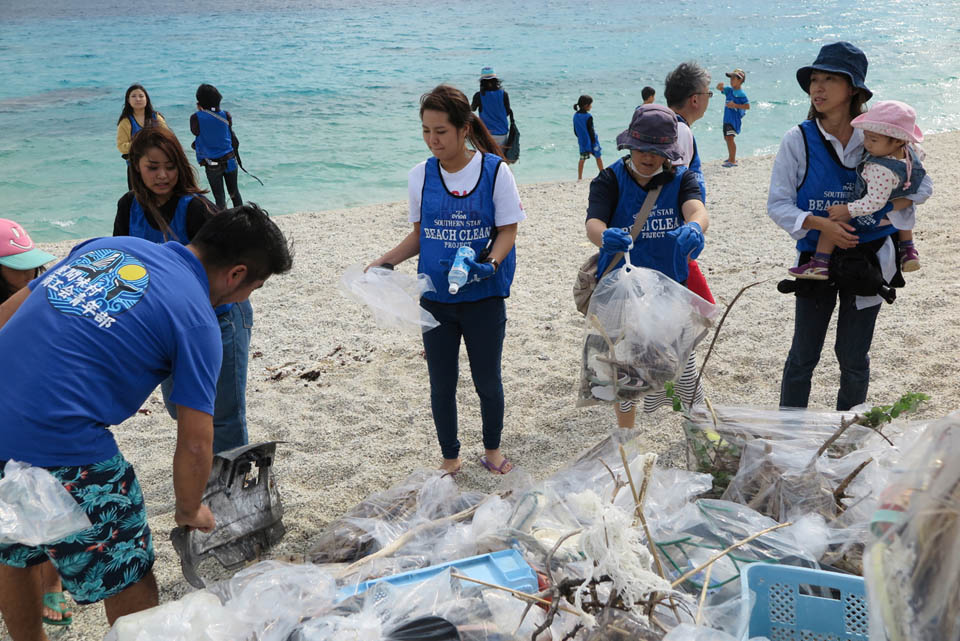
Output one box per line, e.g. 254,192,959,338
796,41,872,100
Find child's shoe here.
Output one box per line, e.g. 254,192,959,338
787,259,829,280
900,245,921,272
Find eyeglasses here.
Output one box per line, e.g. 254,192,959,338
693,91,714,98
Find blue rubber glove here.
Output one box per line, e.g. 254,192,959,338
668,221,704,260
601,227,632,252
667,221,704,279
596,228,633,281
464,256,495,282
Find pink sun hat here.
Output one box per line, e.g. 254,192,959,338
851,100,923,144
0,218,57,271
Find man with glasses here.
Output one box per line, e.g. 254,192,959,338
664,61,713,199
663,62,714,303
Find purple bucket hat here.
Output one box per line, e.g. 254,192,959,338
615,104,682,161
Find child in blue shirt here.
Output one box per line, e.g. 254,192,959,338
716,68,750,167
573,95,603,180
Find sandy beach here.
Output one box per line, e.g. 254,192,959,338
6,130,960,640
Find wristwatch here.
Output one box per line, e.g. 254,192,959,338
487,257,500,272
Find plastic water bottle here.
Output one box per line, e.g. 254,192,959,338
447,246,476,295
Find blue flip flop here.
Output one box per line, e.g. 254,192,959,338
42,591,73,626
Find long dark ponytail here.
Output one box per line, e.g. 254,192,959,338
420,84,504,158
574,95,593,112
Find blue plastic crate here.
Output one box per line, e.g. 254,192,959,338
337,549,537,602
740,563,870,640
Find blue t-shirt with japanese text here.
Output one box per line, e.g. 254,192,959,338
0,237,222,466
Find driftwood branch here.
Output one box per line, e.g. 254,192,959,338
834,458,873,505
599,458,627,504
450,572,586,618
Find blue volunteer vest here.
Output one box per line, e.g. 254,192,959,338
129,194,192,244
573,112,593,153
796,120,897,252
194,110,235,169
127,113,156,136
479,90,509,135
608,159,689,282
418,153,515,303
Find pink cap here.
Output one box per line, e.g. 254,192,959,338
0,218,57,271
852,100,923,144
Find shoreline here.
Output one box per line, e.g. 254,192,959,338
11,129,960,640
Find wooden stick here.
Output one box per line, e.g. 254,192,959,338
694,562,715,625
693,279,770,393
338,502,481,577
637,453,656,509
589,313,620,398
449,572,586,618
670,522,792,588
619,446,665,582
619,446,681,622
814,415,858,459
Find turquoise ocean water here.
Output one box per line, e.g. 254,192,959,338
2,0,959,242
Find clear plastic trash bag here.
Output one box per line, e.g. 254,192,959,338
0,460,91,546
577,263,716,407
864,412,960,641
104,590,248,641
339,264,440,334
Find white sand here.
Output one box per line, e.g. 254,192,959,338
6,131,960,640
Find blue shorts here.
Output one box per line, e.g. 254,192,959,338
0,453,155,604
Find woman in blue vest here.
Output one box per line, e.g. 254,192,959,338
113,126,254,454
370,85,525,476
191,84,243,210
116,84,168,189
471,67,513,150
766,42,932,410
586,104,709,428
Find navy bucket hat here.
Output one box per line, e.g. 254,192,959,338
615,104,682,161
796,41,872,100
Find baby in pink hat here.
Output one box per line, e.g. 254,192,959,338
789,100,927,279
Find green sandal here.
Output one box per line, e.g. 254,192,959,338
42,591,73,626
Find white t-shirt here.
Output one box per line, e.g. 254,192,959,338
408,151,526,226
674,120,695,168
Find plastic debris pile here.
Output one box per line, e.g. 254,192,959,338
104,407,956,640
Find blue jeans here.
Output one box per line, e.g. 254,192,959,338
161,300,253,453
204,164,242,210
420,297,507,460
780,292,880,411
